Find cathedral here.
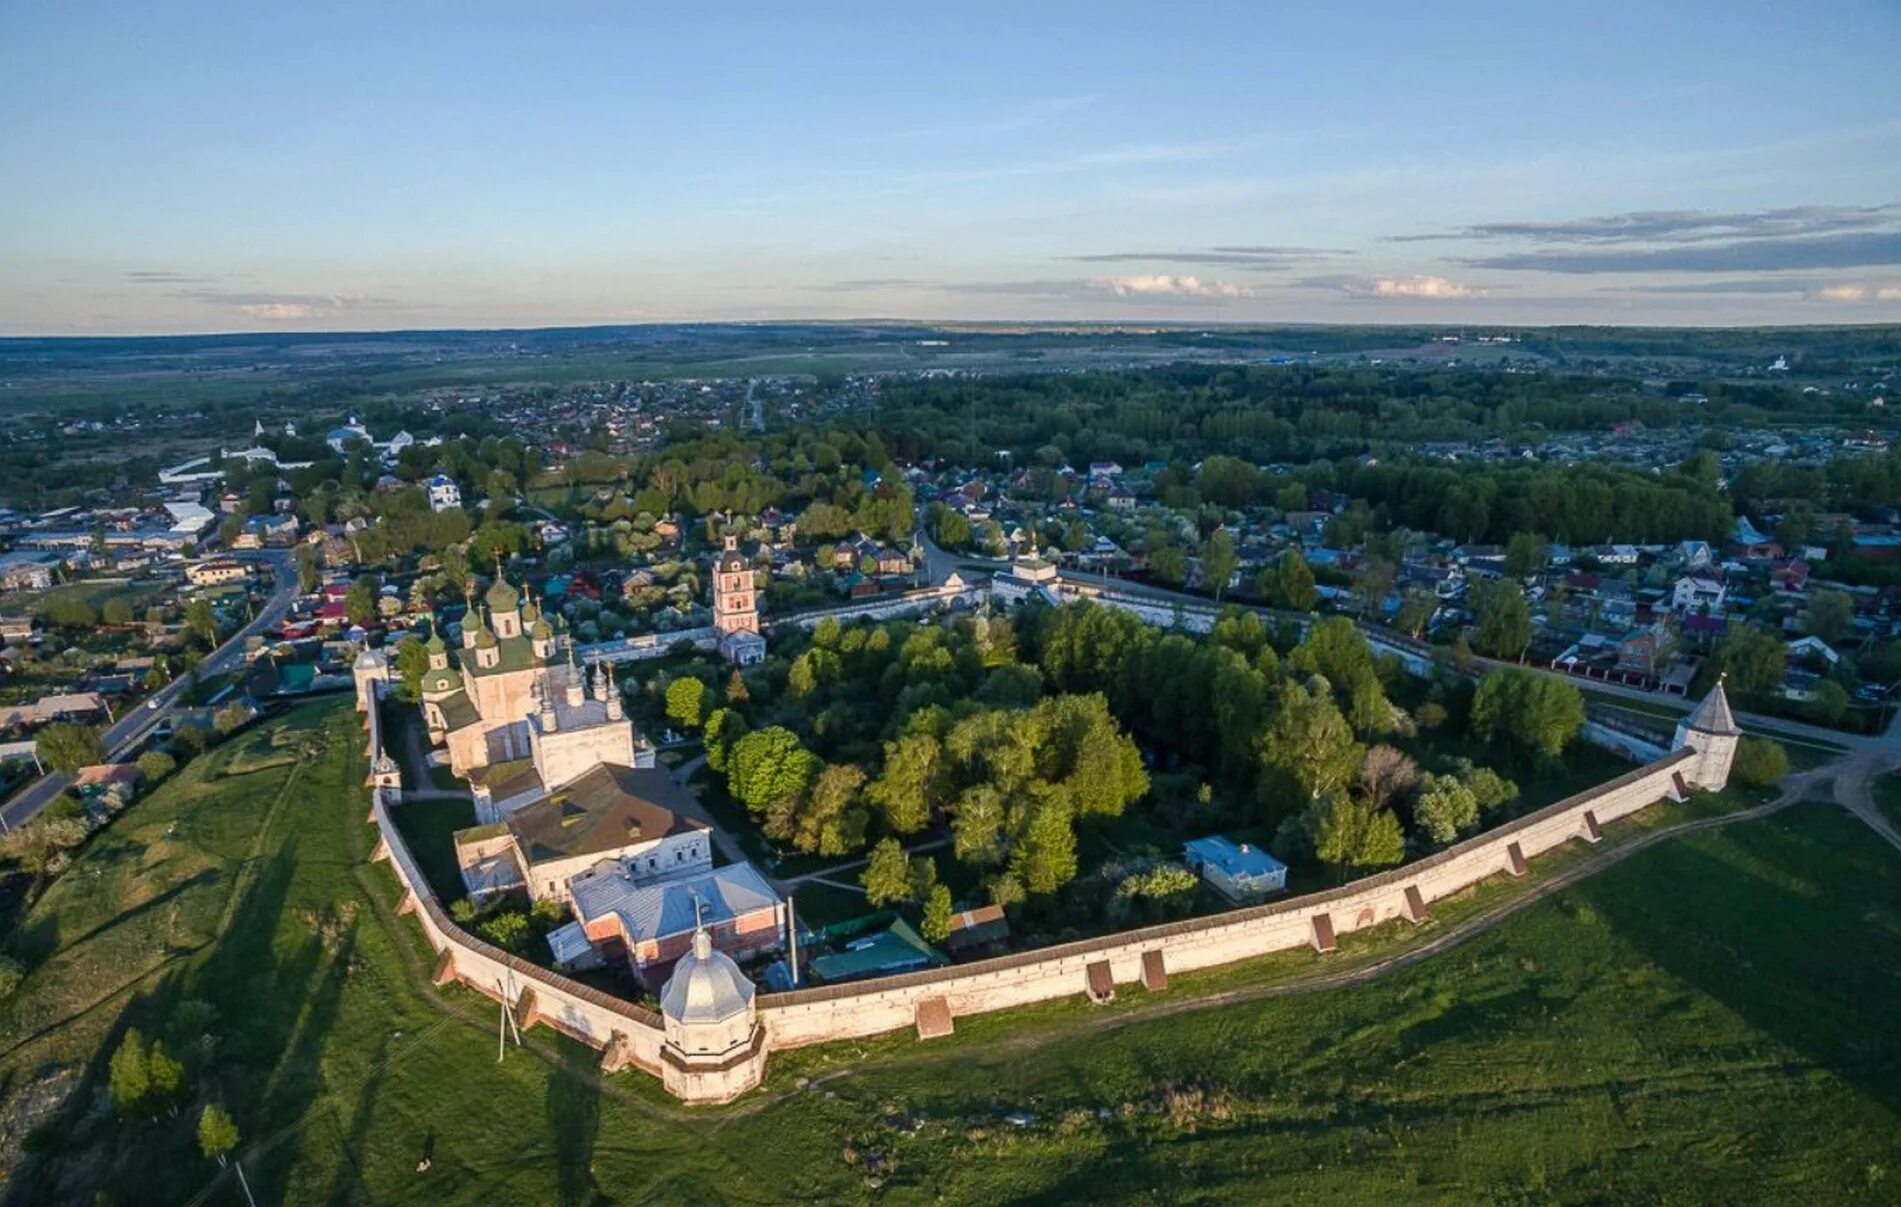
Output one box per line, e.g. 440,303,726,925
418,576,653,784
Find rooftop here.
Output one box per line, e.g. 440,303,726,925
506,764,705,865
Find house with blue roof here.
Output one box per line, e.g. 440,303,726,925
1183,835,1288,903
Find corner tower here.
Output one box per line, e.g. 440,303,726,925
1674,679,1741,791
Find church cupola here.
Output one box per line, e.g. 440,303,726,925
473,610,500,670
565,645,586,708
604,663,623,720
536,671,558,732
487,573,523,641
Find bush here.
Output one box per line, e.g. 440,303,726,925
136,751,177,782
0,955,24,1000
1731,736,1790,789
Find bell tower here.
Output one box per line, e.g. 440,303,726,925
713,534,759,638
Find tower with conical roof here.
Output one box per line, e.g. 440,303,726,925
1674,678,1741,790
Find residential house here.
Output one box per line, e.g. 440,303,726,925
0,551,60,592
1672,573,1727,616
426,474,462,513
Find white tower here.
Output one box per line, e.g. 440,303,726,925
1674,679,1741,791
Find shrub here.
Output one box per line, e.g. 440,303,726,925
1731,736,1789,788
136,751,177,782
0,955,24,1000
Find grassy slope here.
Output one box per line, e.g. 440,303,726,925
1,698,1896,1204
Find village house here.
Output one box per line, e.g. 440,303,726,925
1672,572,1727,615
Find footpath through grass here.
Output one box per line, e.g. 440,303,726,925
0,701,1895,1205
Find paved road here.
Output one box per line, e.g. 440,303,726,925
1,550,297,830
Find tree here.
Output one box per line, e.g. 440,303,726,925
724,668,749,704
1470,669,1584,759
36,722,103,774
703,708,748,773
866,733,948,834
1313,794,1405,880
1357,744,1418,812
1148,541,1188,588
920,883,954,944
860,837,914,906
479,910,531,951
1200,530,1238,602
951,784,1006,868
343,575,381,626
185,597,219,645
1010,794,1078,895
109,1029,152,1115
1504,531,1549,579
198,1104,240,1166
1413,773,1480,846
213,702,250,736
1730,736,1789,788
1264,549,1318,611
3,814,88,876
1803,589,1855,645
798,763,869,856
102,597,135,626
136,750,176,782
146,1040,185,1112
1198,455,1260,507
726,726,817,812
1472,580,1532,661
1260,680,1362,804
393,637,430,700
665,676,708,730
1394,589,1437,637
1711,623,1786,699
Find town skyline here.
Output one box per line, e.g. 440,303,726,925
4,1,1901,334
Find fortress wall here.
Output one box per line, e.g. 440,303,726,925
758,749,1693,1048
362,695,669,1073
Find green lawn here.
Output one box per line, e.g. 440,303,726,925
2,697,1897,1205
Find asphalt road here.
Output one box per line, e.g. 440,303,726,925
1,550,297,831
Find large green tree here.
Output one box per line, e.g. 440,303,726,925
726,726,817,812
36,722,103,775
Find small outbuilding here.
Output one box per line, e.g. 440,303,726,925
1183,835,1288,903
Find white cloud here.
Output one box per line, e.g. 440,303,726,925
1098,274,1253,298
238,302,325,319
1812,283,1901,302
1301,273,1481,299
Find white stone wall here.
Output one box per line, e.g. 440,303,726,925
758,750,1694,1049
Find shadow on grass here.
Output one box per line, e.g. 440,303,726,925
547,1033,605,1207
1576,807,1901,1117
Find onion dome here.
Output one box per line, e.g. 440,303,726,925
485,575,521,612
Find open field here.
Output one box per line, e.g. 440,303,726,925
1,696,1897,1204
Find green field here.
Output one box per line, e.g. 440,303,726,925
2,697,1898,1204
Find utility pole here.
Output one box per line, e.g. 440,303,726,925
234,1161,259,1207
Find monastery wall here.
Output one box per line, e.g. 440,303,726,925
360,605,1719,1102
757,748,1694,1048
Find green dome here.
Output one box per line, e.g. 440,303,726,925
421,667,459,695
531,616,554,640
520,597,541,626
474,627,498,650
424,627,446,654
485,576,521,610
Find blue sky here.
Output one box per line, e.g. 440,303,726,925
3,1,1900,333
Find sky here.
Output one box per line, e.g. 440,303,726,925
3,1,1900,334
